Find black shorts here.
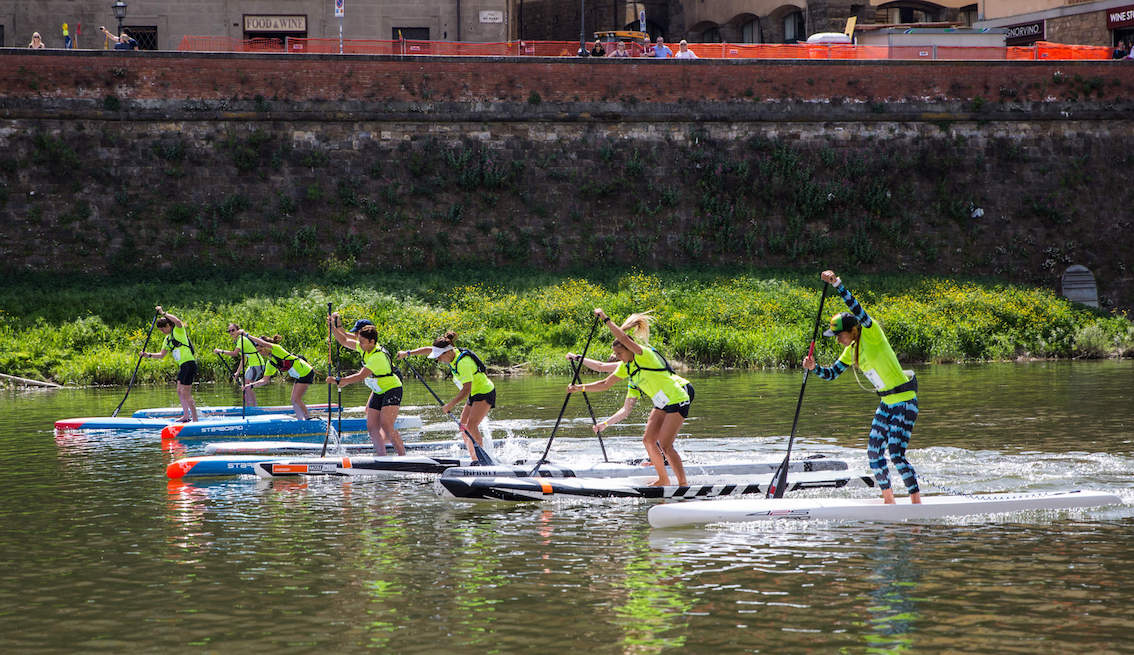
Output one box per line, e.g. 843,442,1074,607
291,370,315,384
468,389,496,408
660,384,694,418
176,361,197,386
367,386,403,411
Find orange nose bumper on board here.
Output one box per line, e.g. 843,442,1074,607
161,424,185,440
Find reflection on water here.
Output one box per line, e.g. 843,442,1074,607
862,531,920,654
610,536,690,652
1,362,1133,652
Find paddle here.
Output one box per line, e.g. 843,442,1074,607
215,350,236,380
320,303,334,457
528,315,600,475
580,390,610,463
240,342,247,423
767,283,830,499
403,360,495,466
111,311,160,417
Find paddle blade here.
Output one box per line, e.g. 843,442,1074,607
473,442,495,466
767,459,789,499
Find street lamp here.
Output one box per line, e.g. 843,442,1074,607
578,0,586,55
112,0,127,37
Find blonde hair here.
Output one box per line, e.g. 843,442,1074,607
619,312,654,345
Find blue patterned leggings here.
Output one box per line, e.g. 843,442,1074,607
867,398,919,493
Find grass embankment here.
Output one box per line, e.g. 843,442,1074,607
1,270,1130,385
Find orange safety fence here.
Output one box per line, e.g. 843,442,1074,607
178,36,1112,60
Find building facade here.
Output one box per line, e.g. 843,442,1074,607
517,0,979,43
977,0,1134,47
0,0,513,50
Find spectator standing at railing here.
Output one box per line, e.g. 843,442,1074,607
649,37,672,58
29,32,46,48
590,40,606,57
1113,41,1128,59
609,41,630,58
100,25,138,50
673,40,698,59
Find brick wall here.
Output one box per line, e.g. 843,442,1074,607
1,50,1131,107
1,50,1133,309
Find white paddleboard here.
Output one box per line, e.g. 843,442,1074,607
647,490,1123,528
437,469,874,502
440,457,856,480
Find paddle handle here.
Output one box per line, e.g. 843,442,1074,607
768,283,829,498
321,302,333,457
528,315,600,474
112,311,160,417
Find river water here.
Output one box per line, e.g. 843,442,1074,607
2,362,1132,653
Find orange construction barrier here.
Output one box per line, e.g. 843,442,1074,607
176,36,1115,60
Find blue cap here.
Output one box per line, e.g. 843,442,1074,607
348,319,374,333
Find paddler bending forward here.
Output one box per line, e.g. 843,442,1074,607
803,270,921,505
567,309,693,487
329,316,406,456
399,331,495,462
214,321,266,408
142,305,198,422
239,332,315,420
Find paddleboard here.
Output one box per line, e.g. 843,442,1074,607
168,450,476,478
167,455,293,478
55,416,209,431
160,415,423,441
440,456,855,480
436,470,874,502
133,403,339,418
204,438,506,456
252,455,468,478
647,490,1124,528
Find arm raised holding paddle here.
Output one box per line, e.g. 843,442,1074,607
141,305,198,422
565,351,634,435
567,308,693,487
803,270,921,505
327,322,406,456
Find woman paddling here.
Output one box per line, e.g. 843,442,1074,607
141,305,198,422
399,331,494,461
329,316,406,456
214,322,266,407
566,309,692,486
239,333,315,420
564,353,646,439
803,270,921,505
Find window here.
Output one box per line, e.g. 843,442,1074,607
741,19,760,43
702,26,722,43
124,25,157,50
0,25,5,48
784,11,804,43
959,4,978,26
393,27,430,40
888,7,930,24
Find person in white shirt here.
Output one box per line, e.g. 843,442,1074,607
673,40,698,59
